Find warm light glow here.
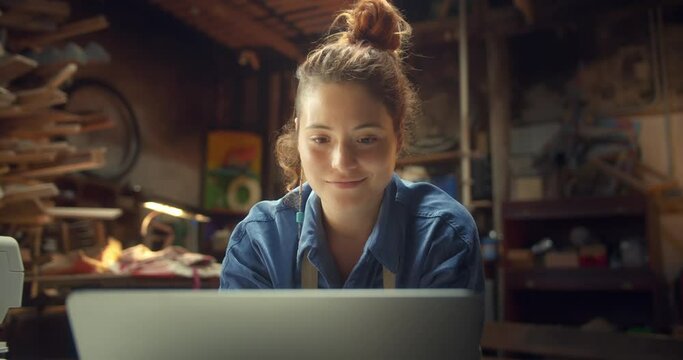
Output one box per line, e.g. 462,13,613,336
194,214,211,223
79,237,123,273
101,237,122,268
143,202,184,217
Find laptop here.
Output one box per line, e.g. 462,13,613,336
67,289,483,360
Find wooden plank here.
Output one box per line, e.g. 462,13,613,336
12,15,109,50
482,322,683,359
502,196,646,220
15,87,67,106
3,148,105,179
1,110,81,125
0,0,70,20
10,140,74,153
503,268,656,292
0,91,67,118
0,87,17,107
79,117,114,133
46,207,122,220
0,54,38,84
10,123,81,138
0,150,57,164
46,62,77,89
0,183,58,204
0,10,58,32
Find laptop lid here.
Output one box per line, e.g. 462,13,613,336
67,289,483,360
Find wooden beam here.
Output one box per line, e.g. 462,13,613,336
206,0,303,60
285,7,339,22
296,15,336,30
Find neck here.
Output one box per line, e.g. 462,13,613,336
321,194,383,244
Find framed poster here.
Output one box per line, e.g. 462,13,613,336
203,131,262,213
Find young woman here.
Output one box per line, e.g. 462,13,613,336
220,0,483,291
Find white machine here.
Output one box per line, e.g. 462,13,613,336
0,236,23,358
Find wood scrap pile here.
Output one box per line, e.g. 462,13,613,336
0,0,119,284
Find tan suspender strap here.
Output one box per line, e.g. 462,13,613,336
301,251,318,289
383,267,396,289
302,250,396,289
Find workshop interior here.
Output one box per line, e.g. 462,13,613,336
2,0,683,358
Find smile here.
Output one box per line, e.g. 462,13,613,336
326,178,366,189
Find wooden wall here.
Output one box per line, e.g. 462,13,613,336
71,0,242,208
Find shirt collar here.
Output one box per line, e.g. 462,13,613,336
297,188,342,286
296,174,406,282
366,174,404,273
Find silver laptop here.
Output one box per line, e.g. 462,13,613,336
67,289,483,360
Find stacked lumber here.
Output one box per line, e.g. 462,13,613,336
0,1,118,284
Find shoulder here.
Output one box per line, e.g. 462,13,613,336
228,190,299,249
394,176,477,246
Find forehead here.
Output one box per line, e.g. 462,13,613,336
299,82,390,126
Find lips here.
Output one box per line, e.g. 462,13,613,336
326,177,366,189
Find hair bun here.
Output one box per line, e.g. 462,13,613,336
342,0,409,53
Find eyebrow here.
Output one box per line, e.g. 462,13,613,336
304,123,385,130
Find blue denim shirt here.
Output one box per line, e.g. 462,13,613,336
220,174,484,291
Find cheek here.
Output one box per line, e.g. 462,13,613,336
361,143,397,168
298,143,329,171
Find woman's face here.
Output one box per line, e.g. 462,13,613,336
298,82,399,210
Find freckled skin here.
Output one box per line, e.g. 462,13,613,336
298,82,399,212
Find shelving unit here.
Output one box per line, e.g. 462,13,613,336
396,150,486,167
501,196,668,330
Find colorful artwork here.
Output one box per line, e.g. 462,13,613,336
203,131,262,213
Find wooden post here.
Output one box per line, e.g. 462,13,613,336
459,0,472,209
29,226,44,298
486,34,511,324
486,36,510,239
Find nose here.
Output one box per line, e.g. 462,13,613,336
331,140,358,171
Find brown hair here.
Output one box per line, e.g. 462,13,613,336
275,0,418,191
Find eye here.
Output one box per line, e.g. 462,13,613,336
357,136,378,144
310,136,329,144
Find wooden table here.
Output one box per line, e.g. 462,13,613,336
25,273,220,290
